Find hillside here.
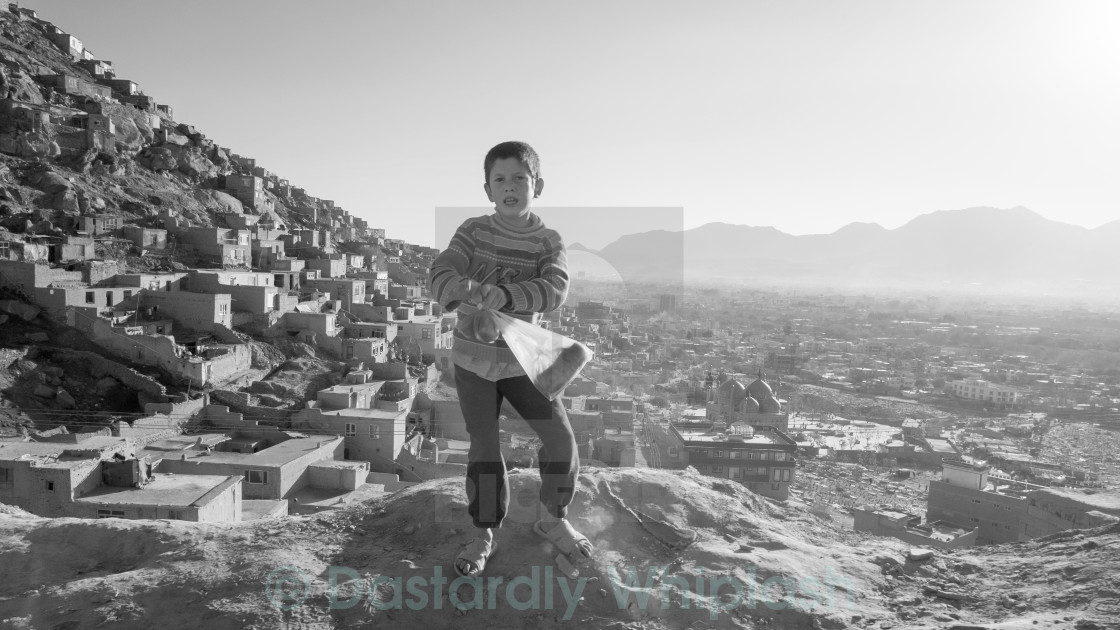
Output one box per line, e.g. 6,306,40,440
0,468,1114,629
0,6,383,275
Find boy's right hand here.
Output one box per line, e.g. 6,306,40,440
477,284,509,311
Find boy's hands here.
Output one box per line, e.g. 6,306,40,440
476,284,509,311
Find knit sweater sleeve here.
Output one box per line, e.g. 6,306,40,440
429,219,476,311
502,230,569,313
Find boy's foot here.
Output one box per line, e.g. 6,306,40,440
455,537,498,577
533,518,593,560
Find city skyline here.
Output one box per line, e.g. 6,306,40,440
27,0,1120,246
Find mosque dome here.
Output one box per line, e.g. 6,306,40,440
746,377,773,401
758,394,782,414
742,396,760,413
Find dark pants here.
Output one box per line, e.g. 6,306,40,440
454,367,579,529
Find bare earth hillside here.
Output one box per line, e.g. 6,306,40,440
0,468,1113,630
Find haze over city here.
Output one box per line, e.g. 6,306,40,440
25,0,1120,247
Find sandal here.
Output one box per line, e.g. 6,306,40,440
533,519,593,559
455,537,497,577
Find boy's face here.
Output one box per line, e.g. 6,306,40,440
484,157,544,221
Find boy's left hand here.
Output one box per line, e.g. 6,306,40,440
478,284,509,310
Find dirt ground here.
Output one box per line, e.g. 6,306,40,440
0,467,1114,630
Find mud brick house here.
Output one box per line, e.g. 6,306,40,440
0,438,243,522
120,226,167,250
155,436,362,501
46,31,83,59
177,227,251,267
77,58,114,78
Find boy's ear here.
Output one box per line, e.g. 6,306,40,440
483,182,494,202
534,177,544,198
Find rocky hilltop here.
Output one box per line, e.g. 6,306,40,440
1,468,1115,629
0,6,378,270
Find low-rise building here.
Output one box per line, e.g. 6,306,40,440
0,439,242,522
852,508,977,550
156,436,359,500
950,379,1020,409
668,422,797,500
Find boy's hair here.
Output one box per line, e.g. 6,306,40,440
484,141,541,183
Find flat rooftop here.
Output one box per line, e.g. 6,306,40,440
184,436,340,466
926,438,957,454
313,407,410,422
0,439,131,467
140,434,229,453
675,429,788,446
1034,487,1120,513
75,474,237,507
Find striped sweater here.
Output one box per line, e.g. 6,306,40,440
429,212,569,377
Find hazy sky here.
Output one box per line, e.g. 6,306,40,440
28,0,1120,247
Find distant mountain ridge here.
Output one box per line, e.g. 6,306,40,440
583,207,1120,295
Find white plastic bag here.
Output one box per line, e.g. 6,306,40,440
487,310,593,400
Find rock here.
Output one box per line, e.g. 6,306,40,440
95,377,119,395
56,389,76,409
168,145,217,178
0,313,7,326
255,394,284,407
33,384,55,399
873,554,903,568
49,190,78,213
0,300,40,322
908,548,934,562
145,147,177,171
28,170,72,195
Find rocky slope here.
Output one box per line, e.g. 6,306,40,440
0,8,341,272
0,468,1114,630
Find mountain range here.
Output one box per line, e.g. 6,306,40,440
569,207,1120,296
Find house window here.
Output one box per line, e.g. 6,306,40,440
167,510,182,520
96,509,125,518
712,466,723,475
106,292,113,306
781,469,791,482
123,290,132,300
0,467,12,482
246,470,267,484
713,450,723,458
370,425,380,439
422,329,431,340
667,447,678,458
345,423,356,437
773,452,785,461
44,480,55,491
85,292,95,304
771,483,780,492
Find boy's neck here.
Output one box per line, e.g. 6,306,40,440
493,210,535,229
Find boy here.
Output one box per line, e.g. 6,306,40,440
429,141,593,577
